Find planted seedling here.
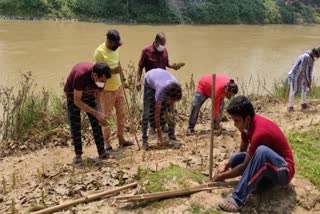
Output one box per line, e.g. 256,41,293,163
102,119,116,128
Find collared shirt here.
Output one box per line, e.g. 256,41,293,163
64,62,103,99
144,68,178,105
138,43,169,72
196,74,231,119
241,114,295,182
94,43,121,91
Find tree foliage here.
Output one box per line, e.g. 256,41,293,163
0,0,318,24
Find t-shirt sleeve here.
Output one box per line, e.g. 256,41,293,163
138,49,147,68
94,49,104,63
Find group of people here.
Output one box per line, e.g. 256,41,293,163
63,28,318,212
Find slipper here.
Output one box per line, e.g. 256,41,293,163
218,197,241,212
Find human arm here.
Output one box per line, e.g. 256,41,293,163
74,89,105,122
136,50,146,91
136,65,144,91
155,103,162,144
212,153,252,182
168,62,186,70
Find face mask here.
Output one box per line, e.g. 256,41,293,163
95,82,105,88
156,44,165,52
111,45,119,51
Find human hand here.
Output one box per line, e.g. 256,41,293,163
112,66,122,74
211,173,226,182
95,112,106,123
136,81,142,91
157,137,163,145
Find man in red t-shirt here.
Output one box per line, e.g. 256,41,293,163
212,96,295,212
64,62,111,164
187,74,238,135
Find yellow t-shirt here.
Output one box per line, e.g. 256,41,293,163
94,43,121,91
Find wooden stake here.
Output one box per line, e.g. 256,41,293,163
120,70,141,150
32,182,137,214
115,183,216,202
209,74,216,181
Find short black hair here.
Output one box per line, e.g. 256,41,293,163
312,47,320,58
164,83,182,101
226,79,238,94
227,96,255,119
93,63,111,79
155,32,165,42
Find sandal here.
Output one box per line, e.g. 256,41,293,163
218,197,241,212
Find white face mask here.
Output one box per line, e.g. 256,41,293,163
95,82,105,88
156,44,165,52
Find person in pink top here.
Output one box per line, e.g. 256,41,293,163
187,74,238,134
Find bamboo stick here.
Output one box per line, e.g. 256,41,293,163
115,183,216,202
32,182,137,214
120,70,141,150
209,74,216,181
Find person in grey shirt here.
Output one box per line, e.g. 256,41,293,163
287,47,320,111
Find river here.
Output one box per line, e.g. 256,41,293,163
1,19,320,93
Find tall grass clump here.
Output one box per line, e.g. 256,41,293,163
272,77,320,99
0,72,66,141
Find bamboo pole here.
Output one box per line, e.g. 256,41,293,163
209,74,216,181
32,182,137,214
120,70,141,150
115,183,216,202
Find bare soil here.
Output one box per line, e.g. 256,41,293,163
1,97,320,214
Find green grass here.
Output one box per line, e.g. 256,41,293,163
135,164,207,193
287,128,320,188
190,205,220,214
272,78,320,99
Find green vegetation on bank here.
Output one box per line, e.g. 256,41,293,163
287,129,320,188
135,164,207,193
0,0,319,24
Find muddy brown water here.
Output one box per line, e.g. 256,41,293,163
1,20,320,92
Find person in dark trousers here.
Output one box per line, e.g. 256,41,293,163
64,62,112,164
212,96,295,212
136,32,185,135
142,68,182,150
187,74,238,135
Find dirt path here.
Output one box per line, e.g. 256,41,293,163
1,98,320,213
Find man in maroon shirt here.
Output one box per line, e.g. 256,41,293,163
212,96,295,212
136,32,184,90
136,32,185,134
64,62,111,164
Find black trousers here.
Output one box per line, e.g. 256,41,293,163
67,96,105,156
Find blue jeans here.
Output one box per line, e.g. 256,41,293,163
229,146,289,207
188,92,209,129
67,96,105,156
142,86,174,144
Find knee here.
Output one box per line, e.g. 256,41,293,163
228,152,246,168
255,145,269,156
